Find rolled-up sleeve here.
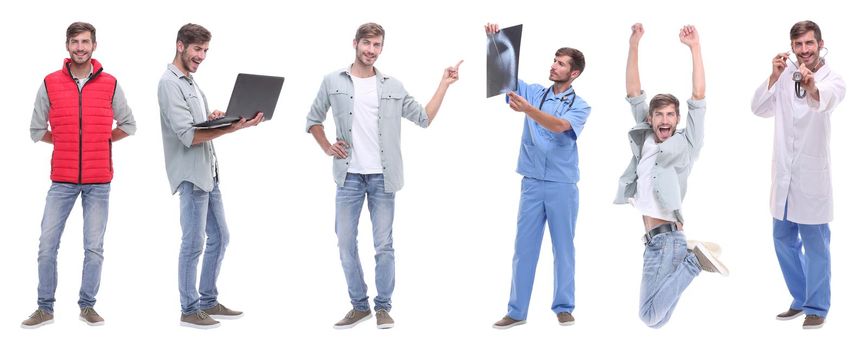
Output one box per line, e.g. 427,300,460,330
30,82,50,143
112,83,137,136
400,88,429,128
306,78,330,132
626,91,649,124
158,78,195,148
684,98,706,151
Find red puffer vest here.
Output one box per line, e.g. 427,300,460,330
44,58,117,184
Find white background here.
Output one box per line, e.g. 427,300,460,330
2,0,862,348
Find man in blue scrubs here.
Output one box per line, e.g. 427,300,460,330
486,23,591,329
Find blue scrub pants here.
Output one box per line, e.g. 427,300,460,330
773,203,831,317
507,177,578,321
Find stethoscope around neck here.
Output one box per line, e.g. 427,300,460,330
787,47,828,99
538,86,576,111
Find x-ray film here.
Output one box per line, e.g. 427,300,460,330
487,24,522,98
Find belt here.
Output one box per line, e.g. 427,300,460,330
643,223,678,245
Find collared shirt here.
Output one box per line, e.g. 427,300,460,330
614,91,706,224
306,66,429,193
751,64,846,224
158,63,219,194
30,64,136,143
514,80,591,183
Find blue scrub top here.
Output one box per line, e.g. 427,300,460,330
513,80,590,183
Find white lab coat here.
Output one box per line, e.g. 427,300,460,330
751,63,846,225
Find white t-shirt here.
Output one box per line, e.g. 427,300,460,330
631,134,677,222
348,75,383,174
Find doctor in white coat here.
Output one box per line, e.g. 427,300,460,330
751,20,845,330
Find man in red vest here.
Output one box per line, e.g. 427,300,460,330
22,22,136,329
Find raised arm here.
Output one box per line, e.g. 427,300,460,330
679,25,705,100
626,23,643,98
423,60,462,124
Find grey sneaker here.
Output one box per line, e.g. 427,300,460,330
203,303,244,319
692,242,730,276
557,312,575,326
180,310,221,329
333,309,372,329
79,307,105,326
375,309,394,329
21,309,54,329
492,315,526,329
687,240,721,257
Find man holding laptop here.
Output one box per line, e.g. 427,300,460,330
158,23,262,329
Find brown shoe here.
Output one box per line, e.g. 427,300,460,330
803,315,825,329
557,312,575,326
492,315,526,329
180,310,221,329
776,308,804,321
21,309,54,329
79,307,105,326
333,309,372,329
203,303,244,319
375,309,394,329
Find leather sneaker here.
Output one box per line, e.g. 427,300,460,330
334,309,372,329
203,303,244,319
776,308,804,321
492,315,526,329
375,309,395,329
180,310,221,329
21,309,54,329
79,307,105,326
557,312,575,326
803,315,825,329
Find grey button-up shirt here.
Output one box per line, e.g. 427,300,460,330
158,63,218,194
306,66,429,193
614,92,706,224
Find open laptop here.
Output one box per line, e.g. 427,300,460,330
193,73,285,128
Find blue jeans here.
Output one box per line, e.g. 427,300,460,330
37,182,110,313
335,173,395,312
773,203,831,317
639,230,701,328
507,177,578,321
178,181,230,314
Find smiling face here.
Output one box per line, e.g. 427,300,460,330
791,30,823,69
177,41,209,75
353,35,383,68
66,31,95,66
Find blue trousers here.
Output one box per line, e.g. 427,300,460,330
507,177,578,320
178,181,230,315
773,203,831,317
638,231,701,328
